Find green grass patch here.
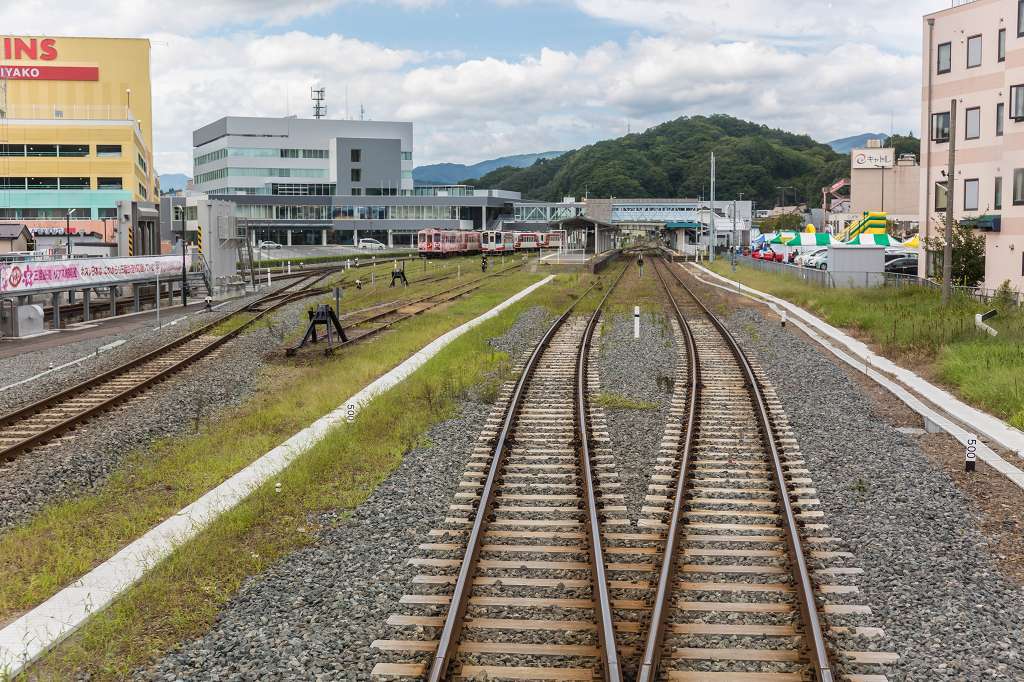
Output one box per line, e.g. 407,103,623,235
206,311,257,336
705,261,1024,428
593,392,658,410
10,269,591,681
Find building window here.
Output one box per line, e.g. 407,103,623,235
967,35,983,68
995,176,1003,210
26,144,57,157
966,107,981,139
137,153,147,173
279,148,300,158
1000,28,1007,62
96,144,122,158
139,183,147,199
0,177,26,189
932,112,951,142
938,42,952,74
964,179,980,211
27,177,59,190
58,144,89,157
351,188,362,196
351,168,362,182
1019,0,1024,37
1014,169,1024,205
401,151,413,161
59,177,90,190
998,102,1005,136
0,144,25,156
302,149,328,159
97,177,123,190
97,207,117,219
1013,86,1024,120
935,181,948,212
351,149,361,163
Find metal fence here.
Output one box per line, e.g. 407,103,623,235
734,256,1024,307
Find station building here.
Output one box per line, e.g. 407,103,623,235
921,1,1024,290
0,35,156,243
191,116,519,247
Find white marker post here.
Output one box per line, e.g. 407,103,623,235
634,306,640,339
966,436,978,472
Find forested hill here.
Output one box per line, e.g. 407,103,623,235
466,115,849,207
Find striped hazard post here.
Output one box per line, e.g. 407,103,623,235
196,225,203,255
127,225,134,256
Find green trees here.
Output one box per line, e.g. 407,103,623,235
759,213,806,233
468,114,849,207
924,223,987,287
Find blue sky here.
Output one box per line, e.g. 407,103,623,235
0,0,940,174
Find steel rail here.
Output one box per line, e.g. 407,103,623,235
426,263,628,681
637,257,701,682
575,263,630,681
0,269,342,462
655,255,834,682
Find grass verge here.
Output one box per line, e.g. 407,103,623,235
703,261,1024,429
10,270,589,680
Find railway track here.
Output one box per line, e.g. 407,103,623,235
0,268,343,464
638,256,896,681
372,264,629,680
286,263,521,356
372,255,896,680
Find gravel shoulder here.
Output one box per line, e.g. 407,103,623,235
723,304,1024,680
134,306,555,681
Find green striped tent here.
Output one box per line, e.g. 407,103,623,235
770,232,839,246
846,233,899,246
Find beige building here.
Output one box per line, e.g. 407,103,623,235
921,1,1024,290
849,142,921,218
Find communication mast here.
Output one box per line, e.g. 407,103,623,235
311,87,326,119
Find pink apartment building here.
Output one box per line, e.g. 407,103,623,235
922,0,1024,290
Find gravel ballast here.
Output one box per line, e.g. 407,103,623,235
597,311,679,516
724,305,1024,680
134,305,555,681
0,294,319,531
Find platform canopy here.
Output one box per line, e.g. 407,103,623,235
770,232,839,246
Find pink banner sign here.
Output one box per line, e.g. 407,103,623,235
0,256,182,294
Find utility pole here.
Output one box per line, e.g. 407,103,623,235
180,208,189,307
942,99,957,305
709,152,716,261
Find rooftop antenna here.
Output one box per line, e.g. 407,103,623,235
312,87,326,119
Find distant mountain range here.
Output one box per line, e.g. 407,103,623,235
826,133,889,154
413,151,567,185
159,173,191,192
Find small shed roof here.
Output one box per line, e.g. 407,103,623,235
0,223,31,241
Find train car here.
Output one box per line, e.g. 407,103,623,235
539,230,565,249
417,229,444,257
461,230,482,254
514,231,541,251
484,230,516,253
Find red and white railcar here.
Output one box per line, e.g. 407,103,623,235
482,230,515,253
539,230,565,249
514,231,541,250
417,229,444,256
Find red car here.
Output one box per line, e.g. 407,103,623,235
751,249,765,260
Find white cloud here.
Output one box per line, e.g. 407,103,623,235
7,0,925,174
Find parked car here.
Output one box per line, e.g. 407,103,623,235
884,247,916,263
806,252,829,270
885,256,919,276
258,240,282,250
795,248,827,267
358,238,386,250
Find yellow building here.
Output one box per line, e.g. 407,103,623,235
0,35,154,240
